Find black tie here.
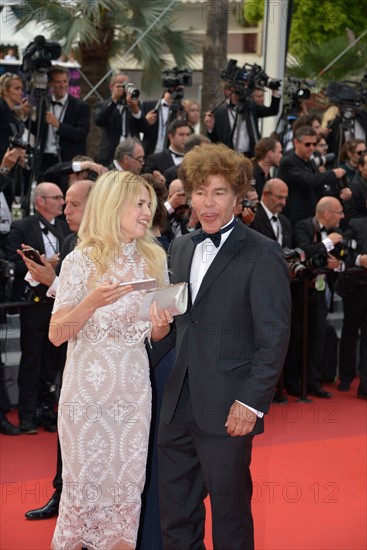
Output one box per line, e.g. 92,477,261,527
170,150,184,158
271,215,279,238
41,226,49,235
51,100,63,107
191,218,237,248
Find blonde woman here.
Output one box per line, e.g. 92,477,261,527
0,72,29,162
182,98,201,134
50,171,172,550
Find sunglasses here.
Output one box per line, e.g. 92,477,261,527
302,142,316,147
356,150,367,156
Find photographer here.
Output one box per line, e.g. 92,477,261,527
344,151,367,221
293,196,346,398
204,61,281,157
339,138,366,184
252,136,283,196
94,72,145,166
141,68,192,157
39,156,107,195
278,126,347,224
0,73,30,164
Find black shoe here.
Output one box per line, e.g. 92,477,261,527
0,416,21,435
337,381,351,392
308,386,332,399
357,388,367,400
272,391,288,404
19,421,38,435
25,496,59,520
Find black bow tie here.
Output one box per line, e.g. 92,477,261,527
170,150,184,158
191,218,237,248
271,216,278,222
41,226,49,235
51,100,63,107
162,102,170,108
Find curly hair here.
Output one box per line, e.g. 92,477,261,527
178,143,253,196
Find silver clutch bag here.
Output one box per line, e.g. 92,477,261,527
139,282,188,321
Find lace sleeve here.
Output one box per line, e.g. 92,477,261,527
52,250,87,314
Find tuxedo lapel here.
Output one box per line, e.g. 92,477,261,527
29,217,47,254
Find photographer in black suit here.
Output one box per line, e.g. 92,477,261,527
251,178,291,246
293,196,346,398
94,72,145,166
32,66,90,175
278,126,348,224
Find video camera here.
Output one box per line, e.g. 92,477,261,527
283,76,315,120
221,59,281,103
161,67,192,103
22,35,61,73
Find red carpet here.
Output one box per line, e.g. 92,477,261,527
1,382,366,550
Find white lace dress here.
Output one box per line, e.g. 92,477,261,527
51,242,164,550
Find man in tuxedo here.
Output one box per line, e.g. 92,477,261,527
251,178,292,247
35,66,90,176
158,143,291,550
293,196,345,398
94,72,145,166
278,126,346,224
6,182,70,433
337,217,367,398
204,85,281,157
252,137,283,196
144,119,192,178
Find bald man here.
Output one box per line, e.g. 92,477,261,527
6,182,71,434
293,196,345,398
251,178,292,248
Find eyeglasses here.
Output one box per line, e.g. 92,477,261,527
318,143,328,148
355,150,367,156
301,142,316,147
42,195,64,201
127,154,145,164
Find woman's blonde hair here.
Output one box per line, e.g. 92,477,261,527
0,73,22,99
77,171,167,286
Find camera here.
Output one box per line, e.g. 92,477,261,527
326,79,367,108
221,59,281,103
283,247,328,279
162,67,193,91
122,82,140,101
313,151,336,168
0,259,15,279
330,238,357,262
22,35,61,74
283,77,315,119
241,199,259,212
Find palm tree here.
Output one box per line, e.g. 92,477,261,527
9,0,197,155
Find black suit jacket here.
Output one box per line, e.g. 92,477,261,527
144,149,175,175
208,96,280,156
251,203,292,248
93,99,145,165
32,95,90,162
141,100,181,157
344,173,367,220
278,151,339,224
6,214,70,301
0,99,25,162
160,222,291,435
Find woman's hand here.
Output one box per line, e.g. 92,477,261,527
150,300,173,341
85,282,133,312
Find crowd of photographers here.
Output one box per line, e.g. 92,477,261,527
0,57,367,438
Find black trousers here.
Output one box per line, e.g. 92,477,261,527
158,377,254,550
339,285,367,389
18,304,61,423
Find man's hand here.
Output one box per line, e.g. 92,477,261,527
111,83,125,104
46,111,60,129
327,254,341,271
126,94,140,115
327,232,343,245
145,110,157,125
17,248,57,287
168,191,187,210
360,254,367,269
332,167,346,179
340,187,352,201
1,147,25,171
225,401,257,437
79,161,107,177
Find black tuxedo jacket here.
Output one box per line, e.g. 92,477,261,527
144,149,175,175
141,100,181,157
251,203,292,248
208,96,280,156
6,214,70,301
344,173,367,220
32,95,90,162
292,216,329,259
0,99,25,161
93,99,145,165
161,222,291,435
278,151,339,224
